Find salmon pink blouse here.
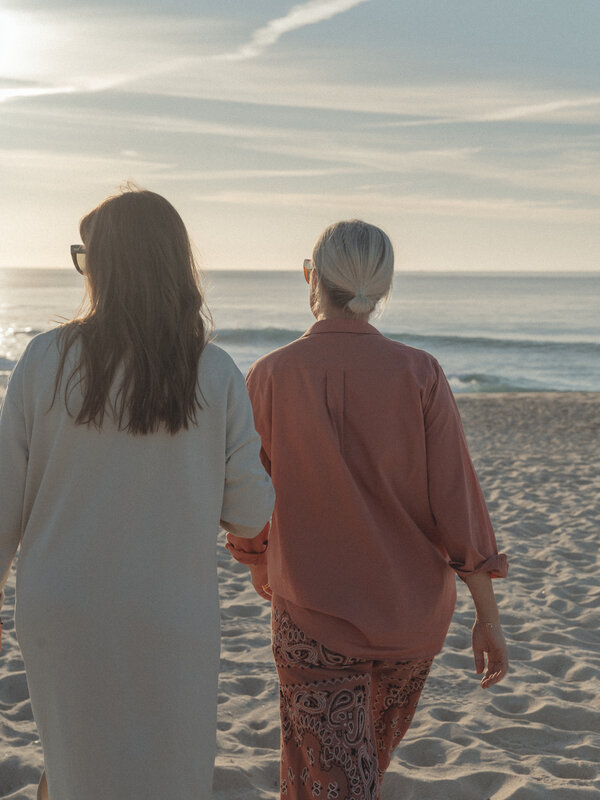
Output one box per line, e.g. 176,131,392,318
227,319,507,659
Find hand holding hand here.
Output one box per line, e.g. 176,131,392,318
472,620,509,689
249,564,272,602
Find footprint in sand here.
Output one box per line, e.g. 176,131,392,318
0,672,29,704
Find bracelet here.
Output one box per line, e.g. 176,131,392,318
476,621,500,628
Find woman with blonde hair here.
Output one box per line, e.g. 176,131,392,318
0,187,274,800
227,219,508,799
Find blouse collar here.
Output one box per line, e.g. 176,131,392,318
303,318,382,337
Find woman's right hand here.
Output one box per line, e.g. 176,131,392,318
249,564,273,602
472,620,509,689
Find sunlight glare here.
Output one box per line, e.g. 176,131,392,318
0,10,44,76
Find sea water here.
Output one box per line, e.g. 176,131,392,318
1,268,599,393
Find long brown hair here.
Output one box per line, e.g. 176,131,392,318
55,187,212,435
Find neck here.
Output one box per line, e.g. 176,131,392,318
311,289,370,323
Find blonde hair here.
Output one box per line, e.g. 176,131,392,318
312,220,394,316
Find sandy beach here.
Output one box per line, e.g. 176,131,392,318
1,391,599,799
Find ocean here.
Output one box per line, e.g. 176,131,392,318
1,268,599,393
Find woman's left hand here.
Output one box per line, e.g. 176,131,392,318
472,620,509,688
249,564,272,602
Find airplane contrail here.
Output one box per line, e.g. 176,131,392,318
219,0,373,61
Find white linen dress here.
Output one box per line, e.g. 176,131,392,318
0,329,274,800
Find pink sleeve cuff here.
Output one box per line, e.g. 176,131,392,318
225,525,269,566
452,553,509,579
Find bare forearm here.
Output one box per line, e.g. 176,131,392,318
464,572,509,687
463,572,501,624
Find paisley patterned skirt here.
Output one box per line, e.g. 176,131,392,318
272,603,433,800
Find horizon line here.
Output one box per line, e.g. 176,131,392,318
1,265,599,276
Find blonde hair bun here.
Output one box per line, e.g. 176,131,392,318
312,220,393,317
346,291,376,315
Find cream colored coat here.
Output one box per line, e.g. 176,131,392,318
0,330,274,800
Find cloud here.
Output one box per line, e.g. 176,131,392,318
124,52,600,125
6,96,600,200
1,3,374,103
3,3,598,134
0,8,227,97
0,148,174,187
165,166,365,181
0,84,76,103
480,96,600,122
191,188,600,224
216,0,372,61
240,131,600,198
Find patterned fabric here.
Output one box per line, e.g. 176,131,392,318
272,604,433,799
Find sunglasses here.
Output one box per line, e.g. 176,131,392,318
303,258,315,283
70,244,86,275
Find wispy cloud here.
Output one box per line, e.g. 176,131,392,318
166,167,365,181
127,59,600,125
241,131,600,197
216,0,372,61
0,148,173,187
481,96,600,122
2,2,599,271
331,91,597,128
0,9,226,97
192,188,600,224
7,100,600,199
0,85,76,103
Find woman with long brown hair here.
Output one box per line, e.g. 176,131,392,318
0,187,274,800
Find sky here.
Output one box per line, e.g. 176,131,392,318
0,0,599,271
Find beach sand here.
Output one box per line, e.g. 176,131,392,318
1,392,599,799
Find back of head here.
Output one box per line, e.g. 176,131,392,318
58,186,211,435
313,220,394,316
81,188,198,320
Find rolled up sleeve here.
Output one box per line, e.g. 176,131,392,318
424,362,508,580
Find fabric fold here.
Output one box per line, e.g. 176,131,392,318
451,552,509,580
